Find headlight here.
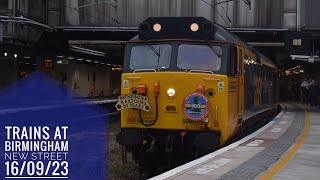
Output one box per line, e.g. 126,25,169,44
153,23,161,32
167,88,176,97
190,23,199,32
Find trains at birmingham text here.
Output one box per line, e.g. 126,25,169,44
115,17,278,175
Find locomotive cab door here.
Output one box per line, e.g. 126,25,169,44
237,47,245,121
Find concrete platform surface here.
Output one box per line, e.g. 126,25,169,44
149,103,320,180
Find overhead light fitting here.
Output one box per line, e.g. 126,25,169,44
70,46,106,57
290,55,320,63
57,60,68,64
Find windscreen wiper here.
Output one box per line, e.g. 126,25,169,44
144,40,160,57
157,47,161,70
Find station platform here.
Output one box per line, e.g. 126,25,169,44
0,97,118,114
150,103,320,180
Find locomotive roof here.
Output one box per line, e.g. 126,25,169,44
130,17,277,69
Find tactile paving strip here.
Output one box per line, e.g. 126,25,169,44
218,111,305,180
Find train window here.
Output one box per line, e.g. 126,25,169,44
129,44,171,70
177,44,222,71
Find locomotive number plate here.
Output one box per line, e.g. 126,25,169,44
115,94,151,112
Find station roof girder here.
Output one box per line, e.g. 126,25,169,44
37,26,320,68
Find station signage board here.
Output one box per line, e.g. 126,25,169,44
285,32,311,55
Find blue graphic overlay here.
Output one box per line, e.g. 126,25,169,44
0,71,109,180
183,93,210,121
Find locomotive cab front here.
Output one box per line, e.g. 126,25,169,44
116,17,245,169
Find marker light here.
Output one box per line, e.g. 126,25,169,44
153,23,161,32
167,88,176,97
137,84,147,95
4,52,7,57
190,23,199,32
14,54,17,58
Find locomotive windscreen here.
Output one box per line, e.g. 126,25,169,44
177,44,222,71
129,44,172,70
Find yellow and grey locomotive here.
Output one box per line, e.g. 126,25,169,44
116,17,278,173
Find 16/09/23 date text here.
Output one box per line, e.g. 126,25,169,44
5,161,68,177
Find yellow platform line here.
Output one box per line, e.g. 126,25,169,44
259,111,310,180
